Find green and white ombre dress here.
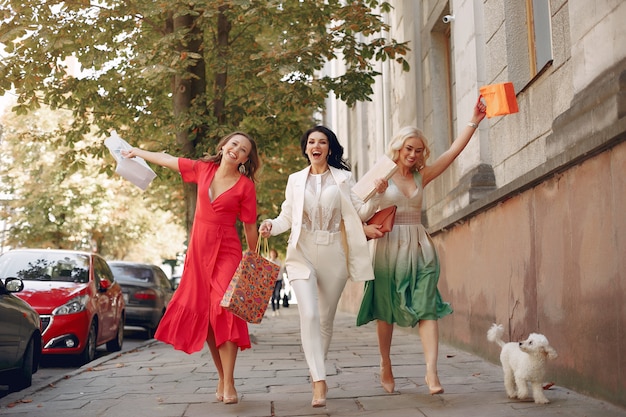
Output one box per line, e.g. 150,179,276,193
357,172,453,327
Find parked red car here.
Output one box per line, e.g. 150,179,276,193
0,249,125,364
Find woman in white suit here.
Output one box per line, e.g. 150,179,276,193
259,126,385,408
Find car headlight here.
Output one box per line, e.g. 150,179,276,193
52,295,89,315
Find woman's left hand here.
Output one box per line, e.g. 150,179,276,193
472,96,487,125
259,220,272,238
374,178,388,194
121,148,137,158
363,223,384,240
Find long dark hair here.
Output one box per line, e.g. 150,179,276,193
300,126,351,171
202,131,261,182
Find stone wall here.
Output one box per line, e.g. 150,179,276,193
340,0,626,406
334,0,626,407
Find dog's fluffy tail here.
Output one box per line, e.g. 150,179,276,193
487,323,506,347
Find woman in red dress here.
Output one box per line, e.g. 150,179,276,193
122,131,260,405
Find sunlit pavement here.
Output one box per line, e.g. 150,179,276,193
1,306,624,417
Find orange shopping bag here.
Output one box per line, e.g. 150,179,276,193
479,82,519,118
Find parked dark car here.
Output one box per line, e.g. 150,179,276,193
0,277,42,392
170,275,182,290
0,249,125,365
108,261,174,339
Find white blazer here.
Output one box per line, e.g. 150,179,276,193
267,166,378,282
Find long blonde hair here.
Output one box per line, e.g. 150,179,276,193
387,126,431,171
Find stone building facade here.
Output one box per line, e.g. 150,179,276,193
325,0,625,407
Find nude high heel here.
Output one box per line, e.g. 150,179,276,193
223,383,238,404
380,361,395,393
311,380,327,407
215,379,224,402
223,394,239,405
425,375,444,395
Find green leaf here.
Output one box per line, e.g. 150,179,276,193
1,0,409,253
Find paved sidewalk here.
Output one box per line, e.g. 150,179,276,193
0,306,624,417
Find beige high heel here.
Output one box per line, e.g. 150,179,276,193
223,384,238,404
425,375,444,395
223,394,239,405
215,379,224,402
311,380,327,407
380,362,395,393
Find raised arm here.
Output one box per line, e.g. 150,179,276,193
121,148,180,172
421,97,487,187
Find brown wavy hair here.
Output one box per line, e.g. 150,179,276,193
201,131,261,182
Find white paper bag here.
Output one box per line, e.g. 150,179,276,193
104,130,157,190
352,155,398,202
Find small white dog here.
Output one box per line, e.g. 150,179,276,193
487,323,558,404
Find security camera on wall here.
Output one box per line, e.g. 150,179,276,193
442,15,455,24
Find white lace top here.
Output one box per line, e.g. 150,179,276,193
302,170,342,233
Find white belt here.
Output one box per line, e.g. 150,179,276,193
302,229,341,245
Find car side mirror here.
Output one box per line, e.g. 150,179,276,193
4,277,25,292
99,279,111,292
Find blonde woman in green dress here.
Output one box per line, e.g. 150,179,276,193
358,97,486,395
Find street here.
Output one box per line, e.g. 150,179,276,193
0,327,149,400
0,308,624,417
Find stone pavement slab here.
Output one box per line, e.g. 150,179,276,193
0,306,624,417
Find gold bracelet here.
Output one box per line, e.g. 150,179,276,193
468,122,478,129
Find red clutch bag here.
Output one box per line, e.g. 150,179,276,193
366,205,397,240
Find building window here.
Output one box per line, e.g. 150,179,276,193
527,0,553,76
428,10,455,153
506,0,553,91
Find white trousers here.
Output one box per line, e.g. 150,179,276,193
290,230,349,382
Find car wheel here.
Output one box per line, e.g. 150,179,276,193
11,337,34,391
106,316,124,352
145,326,156,340
146,309,164,340
79,321,97,365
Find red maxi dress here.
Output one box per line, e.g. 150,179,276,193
155,158,257,354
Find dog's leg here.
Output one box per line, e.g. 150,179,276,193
514,374,529,400
503,367,517,399
531,381,549,404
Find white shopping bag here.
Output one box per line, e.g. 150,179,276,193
104,130,157,190
352,155,398,202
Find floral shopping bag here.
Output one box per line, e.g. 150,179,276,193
220,239,280,324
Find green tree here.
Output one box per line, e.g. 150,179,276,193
0,102,187,263
0,1,409,243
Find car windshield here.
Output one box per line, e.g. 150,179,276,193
110,265,154,284
0,251,90,283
